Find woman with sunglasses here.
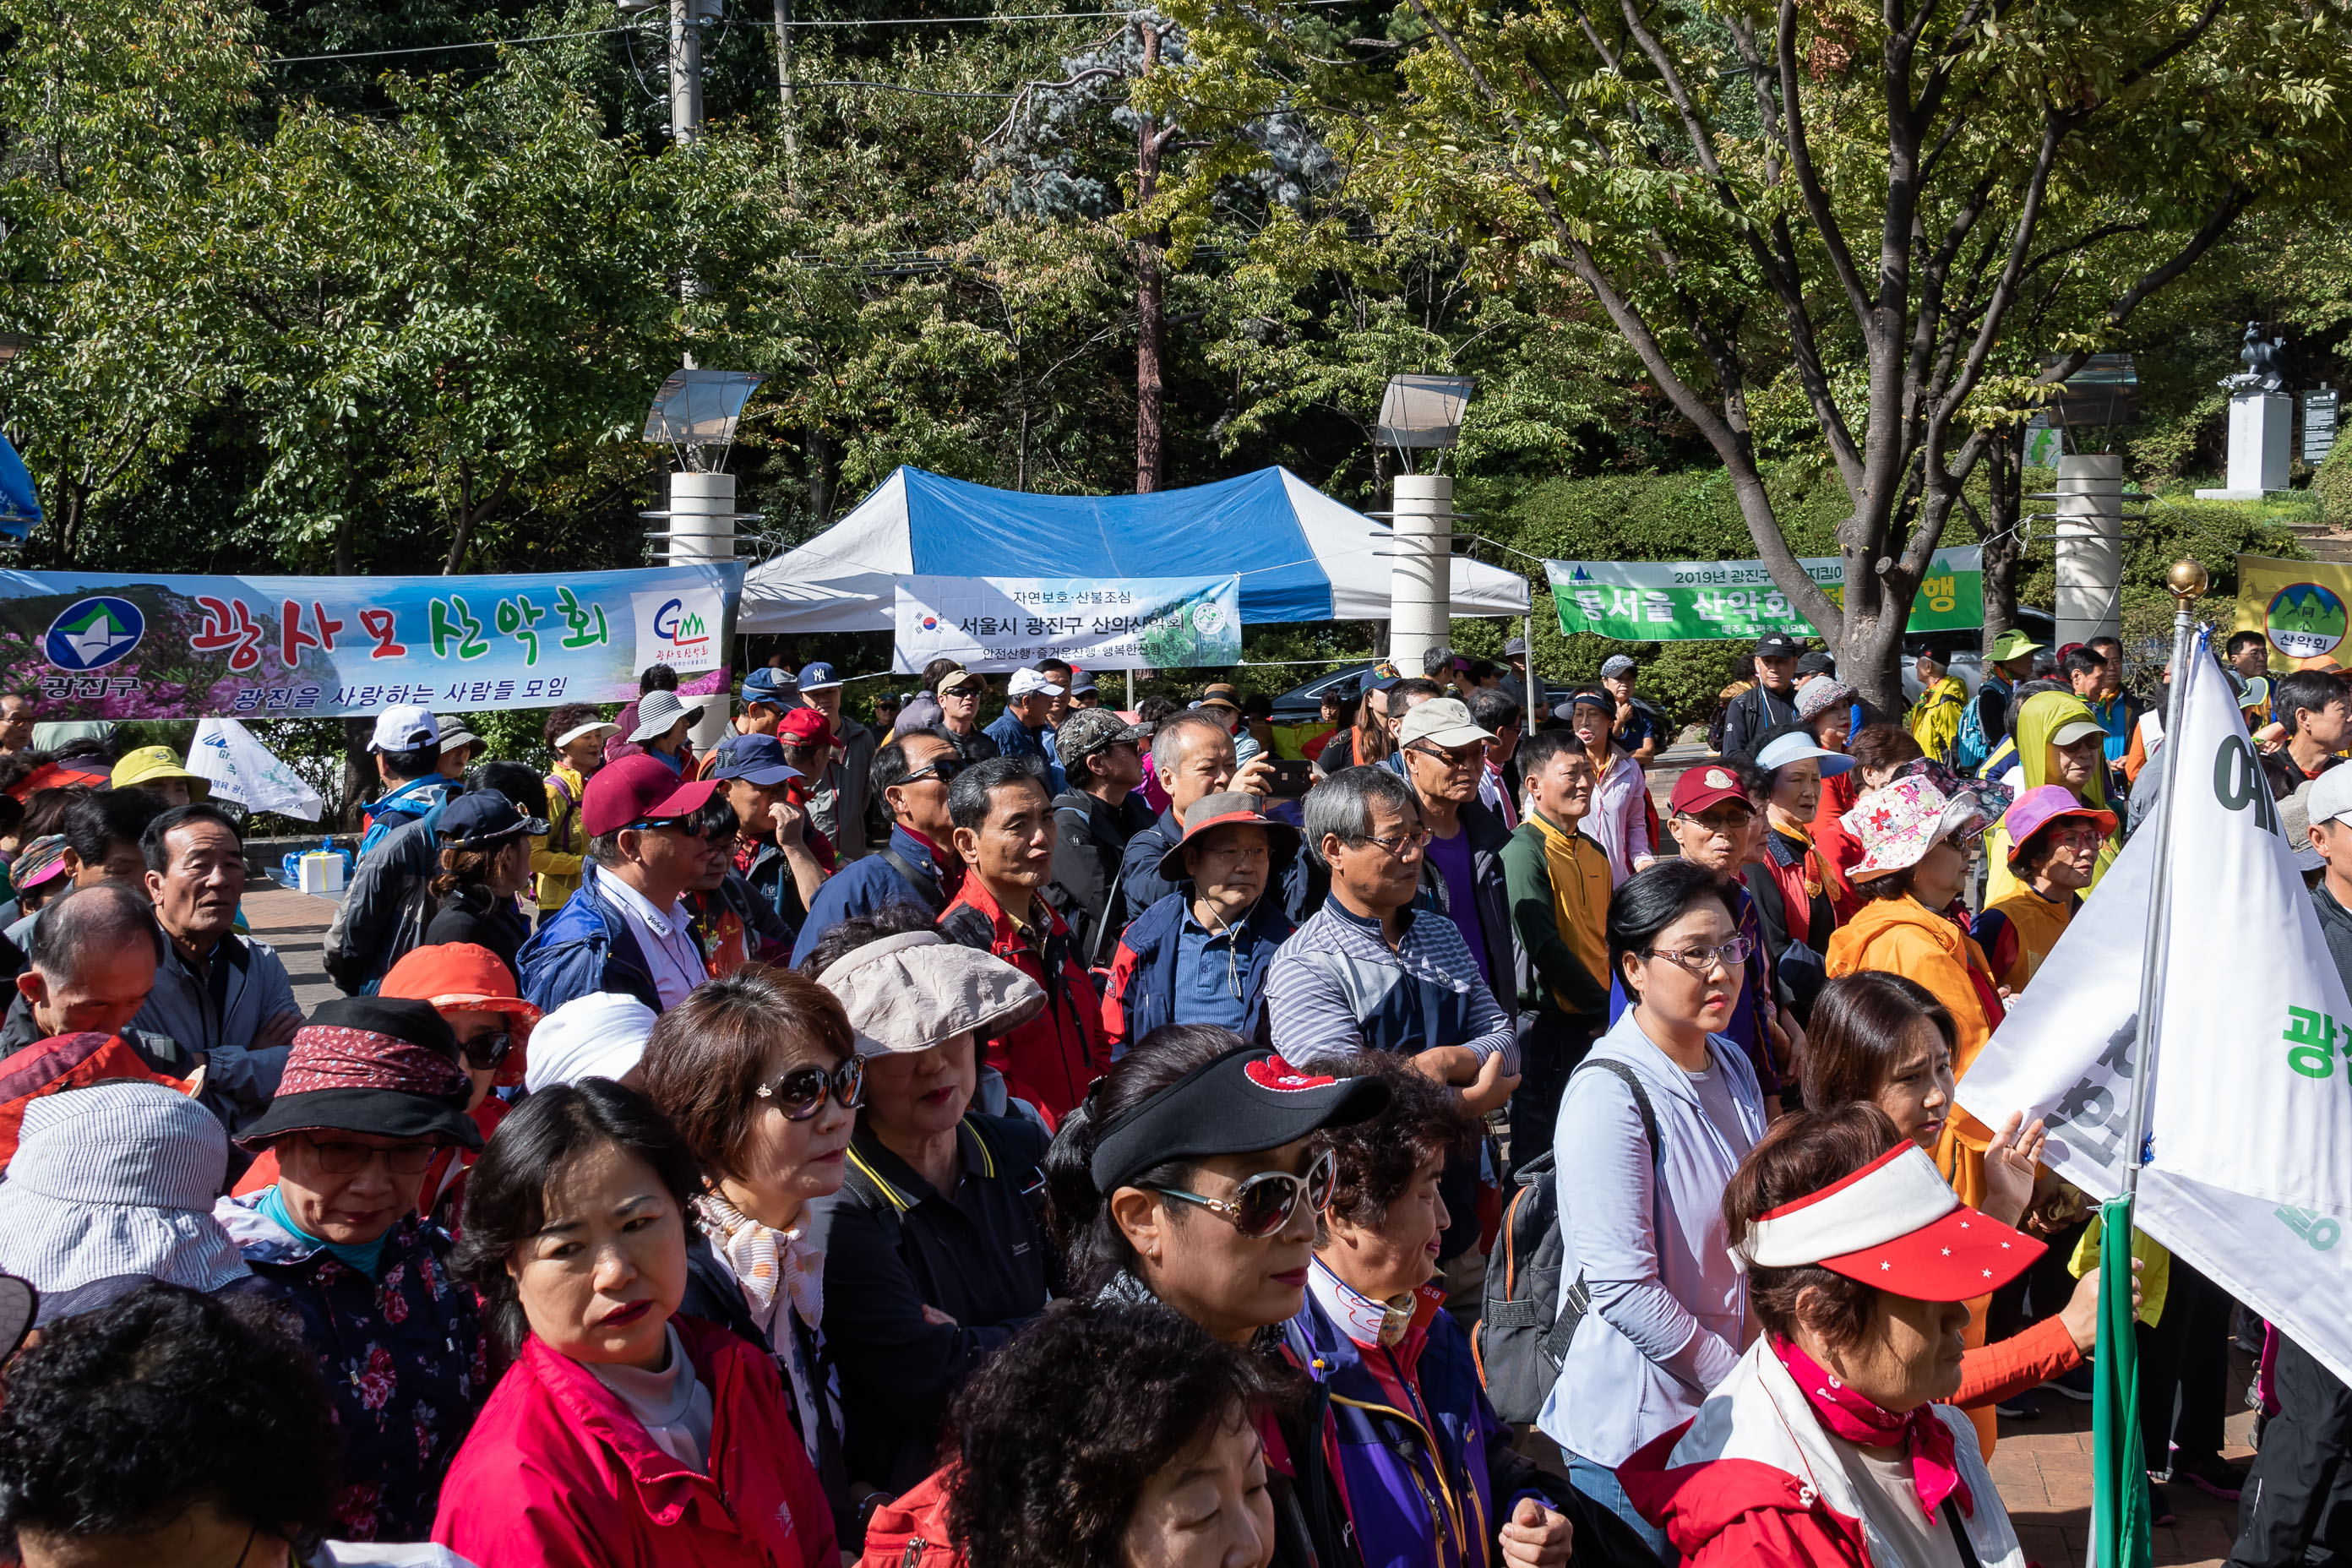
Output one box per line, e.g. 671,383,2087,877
1033,1024,1390,1568
803,928,1056,1524
1822,770,2012,1213
640,966,864,1542
1540,860,1770,1559
438,1080,836,1568
215,997,493,1541
378,941,542,1230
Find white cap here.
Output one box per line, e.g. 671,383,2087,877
523,992,658,1094
2309,765,2352,830
1008,668,1067,698
369,704,439,754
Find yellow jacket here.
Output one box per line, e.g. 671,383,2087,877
1824,893,2005,1211
1982,690,2121,903
1907,675,1968,765
534,763,591,912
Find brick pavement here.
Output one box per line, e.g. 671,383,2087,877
242,884,344,1014
1990,1354,2259,1568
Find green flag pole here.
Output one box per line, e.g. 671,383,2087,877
2093,559,2207,1568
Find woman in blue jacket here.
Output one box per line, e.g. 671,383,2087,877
1288,1053,1604,1568
1098,793,1296,1056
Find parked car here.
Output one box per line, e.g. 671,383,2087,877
1898,607,2058,703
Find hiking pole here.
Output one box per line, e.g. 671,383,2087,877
2121,558,2207,1201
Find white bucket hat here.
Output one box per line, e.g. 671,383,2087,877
818,931,1044,1054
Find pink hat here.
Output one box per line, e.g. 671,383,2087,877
2000,783,2115,864
1841,775,2000,879
1734,1142,2043,1300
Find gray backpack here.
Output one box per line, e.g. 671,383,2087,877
1475,1059,1659,1424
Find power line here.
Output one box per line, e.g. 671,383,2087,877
264,9,1134,65
792,77,1021,96
264,24,651,65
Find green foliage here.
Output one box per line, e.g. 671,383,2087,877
2317,443,2352,531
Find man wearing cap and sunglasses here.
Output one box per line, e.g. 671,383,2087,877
788,729,968,968
1719,632,1806,763
933,668,1003,764
516,753,732,1015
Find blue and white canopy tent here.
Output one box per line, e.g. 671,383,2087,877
0,431,41,544
738,466,1529,641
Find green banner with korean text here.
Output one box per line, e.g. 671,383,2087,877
1543,547,1983,642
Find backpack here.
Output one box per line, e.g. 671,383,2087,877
856,1466,961,1568
1953,683,2000,775
1474,1058,1658,1424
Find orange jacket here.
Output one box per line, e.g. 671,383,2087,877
1823,895,2006,1211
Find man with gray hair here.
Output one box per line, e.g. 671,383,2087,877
1266,763,1517,1275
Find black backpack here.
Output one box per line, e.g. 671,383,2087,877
1476,1058,1659,1425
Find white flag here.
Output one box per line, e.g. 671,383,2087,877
188,717,324,822
1957,638,2352,1383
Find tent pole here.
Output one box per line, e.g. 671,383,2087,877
1126,667,1135,709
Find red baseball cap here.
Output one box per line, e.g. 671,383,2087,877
1735,1143,2043,1301
581,753,721,838
776,706,836,749
1669,763,1753,817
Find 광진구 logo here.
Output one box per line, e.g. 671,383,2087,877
43,596,144,671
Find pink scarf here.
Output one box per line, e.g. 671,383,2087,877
1771,1337,1972,1524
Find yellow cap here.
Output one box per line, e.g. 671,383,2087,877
110,745,210,800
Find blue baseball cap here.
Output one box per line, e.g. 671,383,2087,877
710,732,803,787
797,662,842,692
740,667,803,708
438,789,548,845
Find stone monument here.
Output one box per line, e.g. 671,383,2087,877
2197,321,2292,499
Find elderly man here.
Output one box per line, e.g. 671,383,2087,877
1393,698,1519,1010
132,803,300,1135
984,667,1064,783
788,728,966,966
1265,764,1517,1274
0,885,224,1153
0,694,33,757
518,754,727,1013
1044,706,1155,965
1101,792,1297,1051
1117,710,1293,917
939,757,1104,1123
1718,630,1804,760
793,661,876,859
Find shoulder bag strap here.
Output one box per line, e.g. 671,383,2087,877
875,847,947,916
1544,1058,1663,1364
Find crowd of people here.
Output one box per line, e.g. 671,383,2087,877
0,627,2328,1568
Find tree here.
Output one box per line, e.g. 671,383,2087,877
1184,0,2352,705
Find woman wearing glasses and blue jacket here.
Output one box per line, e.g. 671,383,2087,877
1539,860,1772,1560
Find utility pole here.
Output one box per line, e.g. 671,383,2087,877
670,0,705,145
773,0,799,163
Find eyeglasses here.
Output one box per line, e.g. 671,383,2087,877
1642,936,1754,977
1150,1148,1337,1239
457,1031,512,1071
901,756,966,786
757,1058,867,1121
302,1138,439,1175
1675,808,1755,839
1407,742,1487,770
1351,826,1434,858
2040,825,2107,850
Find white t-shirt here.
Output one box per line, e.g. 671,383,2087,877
1824,1430,1966,1568
1686,1056,1759,1163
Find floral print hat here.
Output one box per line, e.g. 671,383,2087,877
1843,769,2014,879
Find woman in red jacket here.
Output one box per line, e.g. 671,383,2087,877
435,1080,837,1568
1620,1106,2039,1567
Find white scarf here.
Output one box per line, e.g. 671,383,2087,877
698,1190,830,1451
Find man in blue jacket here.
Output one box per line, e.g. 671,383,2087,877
788,729,964,967
356,705,453,857
519,754,727,1014
983,668,1064,792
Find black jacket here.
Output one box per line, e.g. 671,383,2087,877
681,1232,853,1544
1720,681,1800,761
1045,788,1157,966
422,885,531,980
324,810,441,994
803,1113,1057,1495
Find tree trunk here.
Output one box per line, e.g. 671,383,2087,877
1838,603,1911,717
805,428,832,531
773,0,798,165
1134,24,1167,495
1979,427,2025,655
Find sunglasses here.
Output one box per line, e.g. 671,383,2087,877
756,1058,866,1121
458,1031,512,1071
302,1138,438,1176
1150,1147,1337,1239
901,756,966,786
629,799,740,841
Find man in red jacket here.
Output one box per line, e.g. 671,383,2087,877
938,756,1106,1124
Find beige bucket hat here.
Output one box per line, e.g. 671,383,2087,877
817,931,1045,1054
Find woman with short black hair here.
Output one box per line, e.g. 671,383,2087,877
1538,861,1769,1556
867,1301,1278,1568
438,1080,836,1568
